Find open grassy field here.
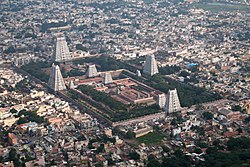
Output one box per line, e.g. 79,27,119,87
192,2,250,12
136,131,165,145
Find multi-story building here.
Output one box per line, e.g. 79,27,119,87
143,55,159,76
164,89,181,113
48,64,66,91
54,36,72,63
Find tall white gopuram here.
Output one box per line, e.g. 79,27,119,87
54,36,71,63
143,55,159,76
164,89,181,113
48,64,66,91
104,72,113,85
86,64,98,78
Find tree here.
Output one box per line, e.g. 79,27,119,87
50,160,57,165
193,147,202,154
213,139,221,146
107,159,115,166
202,112,213,120
129,151,140,160
162,156,192,167
159,65,181,75
147,159,161,167
206,146,218,154
76,44,88,52
16,109,46,125
162,145,170,153
179,70,190,77
171,118,178,126
96,144,104,153
8,148,22,166
21,61,50,82
197,142,208,148
244,117,250,123
9,108,18,114
227,137,250,150
236,128,243,134
231,105,242,112
95,163,103,167
125,130,135,139
174,149,184,158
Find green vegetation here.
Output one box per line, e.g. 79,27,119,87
15,79,34,93
161,145,170,153
61,68,85,77
231,105,243,112
136,132,165,145
129,151,140,160
193,147,202,154
125,130,135,139
8,148,22,166
123,70,221,107
202,137,250,166
143,136,250,167
147,158,161,167
191,126,205,136
196,141,208,148
192,2,250,12
162,150,192,167
21,61,50,82
179,70,190,77
227,137,250,150
76,44,88,52
202,112,213,120
74,85,160,121
73,56,137,72
40,21,69,32
16,109,47,125
159,65,181,75
9,108,18,114
203,150,250,167
147,74,221,107
74,56,221,107
22,57,221,121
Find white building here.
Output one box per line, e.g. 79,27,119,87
86,64,98,78
104,72,113,84
164,89,181,113
143,55,159,76
54,36,72,63
48,64,66,91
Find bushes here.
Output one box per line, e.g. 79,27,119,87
16,109,46,125
21,61,50,82
159,65,181,75
40,22,68,32
202,112,213,120
73,56,137,72
147,74,222,107
227,137,250,150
